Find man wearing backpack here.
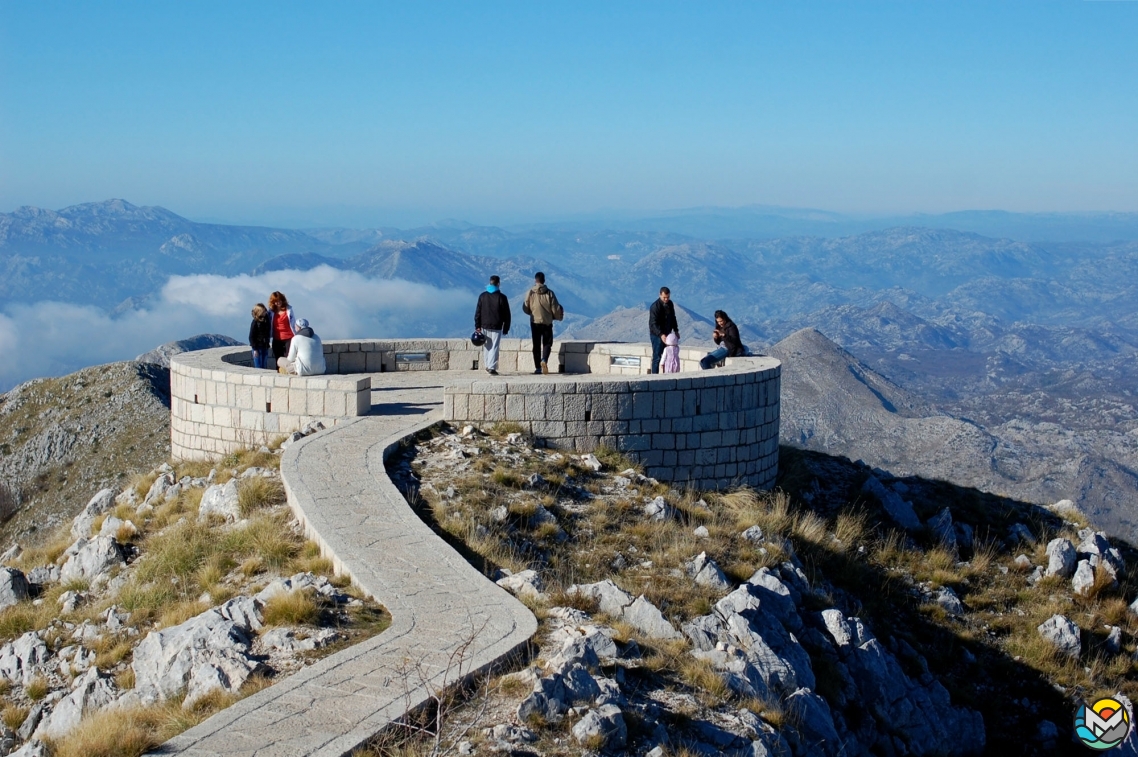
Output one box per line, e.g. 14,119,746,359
522,271,564,374
474,274,511,375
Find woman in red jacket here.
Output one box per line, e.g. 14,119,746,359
268,291,297,363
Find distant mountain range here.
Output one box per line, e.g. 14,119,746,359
7,198,1138,539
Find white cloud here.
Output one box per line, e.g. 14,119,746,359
0,267,471,391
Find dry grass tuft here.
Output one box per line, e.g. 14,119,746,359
262,590,319,627
25,676,49,700
1,704,28,731
237,476,284,516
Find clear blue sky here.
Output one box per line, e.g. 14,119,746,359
2,1,1136,227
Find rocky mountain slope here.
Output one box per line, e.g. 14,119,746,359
382,424,1138,756
770,329,1138,542
0,363,171,548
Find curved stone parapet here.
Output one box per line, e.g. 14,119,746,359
171,338,781,490
152,412,538,757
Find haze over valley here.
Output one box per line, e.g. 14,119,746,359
4,198,1138,540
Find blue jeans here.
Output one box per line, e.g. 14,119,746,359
700,346,729,370
252,349,269,369
650,334,665,373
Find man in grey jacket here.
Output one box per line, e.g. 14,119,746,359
522,271,563,374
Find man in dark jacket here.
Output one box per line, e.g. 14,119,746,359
648,287,679,374
700,310,746,369
474,275,511,375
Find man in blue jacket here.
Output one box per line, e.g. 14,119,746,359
474,275,511,375
648,286,679,374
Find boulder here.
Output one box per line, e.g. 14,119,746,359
1037,614,1081,657
862,475,920,530
785,689,842,757
15,703,44,740
0,567,29,610
1105,626,1123,655
683,614,727,652
70,488,117,539
8,740,49,757
934,587,965,616
694,525,710,538
198,481,241,522
260,627,340,652
143,472,176,506
927,507,956,552
1072,559,1096,596
0,632,50,684
567,580,634,617
1008,523,1036,545
26,565,59,585
60,536,125,584
131,606,260,708
99,515,138,539
643,496,673,522
740,525,764,543
217,596,265,632
496,569,543,601
571,704,627,750
691,644,771,699
1045,538,1077,578
58,590,85,614
623,596,681,640
686,552,732,592
580,454,603,472
33,667,116,740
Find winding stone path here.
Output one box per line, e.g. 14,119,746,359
152,373,537,756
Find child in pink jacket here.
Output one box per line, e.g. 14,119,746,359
662,331,680,373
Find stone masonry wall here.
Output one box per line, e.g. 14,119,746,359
170,340,781,491
443,355,781,491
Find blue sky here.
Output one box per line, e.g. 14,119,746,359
2,1,1136,227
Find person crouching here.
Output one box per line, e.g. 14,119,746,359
278,319,327,376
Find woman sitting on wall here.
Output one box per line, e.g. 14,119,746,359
269,291,297,364
700,310,747,370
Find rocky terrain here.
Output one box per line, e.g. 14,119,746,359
0,362,172,547
0,431,388,757
380,423,1138,756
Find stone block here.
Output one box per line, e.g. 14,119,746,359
289,388,308,416
545,395,564,421
524,395,548,420
484,394,505,421
617,434,651,452
467,394,485,421
563,394,587,421
532,420,567,438
308,391,326,416
340,352,366,373
355,390,371,415
654,433,676,450
452,390,472,419
366,352,385,372
641,419,660,433
504,394,525,421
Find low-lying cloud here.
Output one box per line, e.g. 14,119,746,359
0,267,470,391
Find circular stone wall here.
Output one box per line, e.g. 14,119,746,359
170,339,781,490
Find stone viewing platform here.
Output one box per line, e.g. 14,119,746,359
157,339,781,755
170,338,781,491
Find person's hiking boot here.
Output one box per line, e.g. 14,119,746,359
541,361,549,375
487,369,498,375
533,368,543,375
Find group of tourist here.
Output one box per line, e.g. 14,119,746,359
248,291,326,376
473,274,747,375
251,276,746,379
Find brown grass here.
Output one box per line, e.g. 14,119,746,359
261,590,319,627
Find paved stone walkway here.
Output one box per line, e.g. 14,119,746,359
153,373,537,756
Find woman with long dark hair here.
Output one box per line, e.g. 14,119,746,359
700,310,746,369
268,291,297,364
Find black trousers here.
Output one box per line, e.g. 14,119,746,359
272,338,291,360
530,323,553,369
